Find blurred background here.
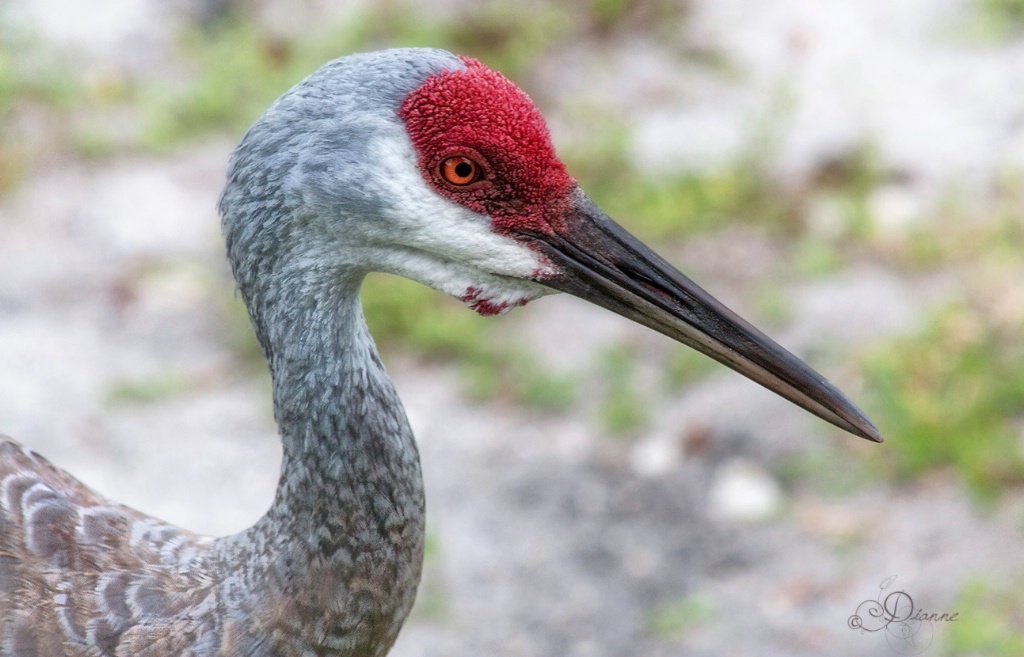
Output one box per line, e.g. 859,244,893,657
1,0,1023,655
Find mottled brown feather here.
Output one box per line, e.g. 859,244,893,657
0,436,224,656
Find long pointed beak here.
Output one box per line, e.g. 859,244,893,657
526,187,882,443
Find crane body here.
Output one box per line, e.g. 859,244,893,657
0,48,880,656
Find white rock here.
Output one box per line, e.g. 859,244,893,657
869,184,924,235
708,458,783,522
629,434,681,477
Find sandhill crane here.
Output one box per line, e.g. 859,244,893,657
0,48,881,656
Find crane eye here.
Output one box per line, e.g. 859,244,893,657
439,156,482,186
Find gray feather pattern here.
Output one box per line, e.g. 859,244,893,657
0,48,468,656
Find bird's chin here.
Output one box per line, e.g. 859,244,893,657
459,280,550,316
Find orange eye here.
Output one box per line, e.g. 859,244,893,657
440,156,482,186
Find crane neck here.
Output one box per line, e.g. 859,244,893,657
219,265,425,656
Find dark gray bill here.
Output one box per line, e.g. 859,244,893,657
526,187,882,442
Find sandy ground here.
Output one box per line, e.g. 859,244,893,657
2,0,1024,655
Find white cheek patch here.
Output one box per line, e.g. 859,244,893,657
374,245,552,313
368,133,551,278
359,127,558,310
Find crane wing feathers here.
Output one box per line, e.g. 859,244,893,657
0,436,222,656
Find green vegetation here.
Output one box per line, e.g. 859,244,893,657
410,530,451,622
0,19,79,190
664,346,719,390
972,0,1024,39
887,176,1024,271
581,0,688,37
596,345,650,435
105,371,197,404
461,346,580,412
862,303,1024,500
794,236,844,277
591,163,784,242
0,31,78,108
563,114,790,243
943,578,1024,656
141,20,310,149
774,447,879,498
645,593,716,639
855,174,1024,499
141,2,546,148
752,279,794,328
362,274,579,412
139,0,616,149
362,274,492,359
0,1,582,159
805,145,888,239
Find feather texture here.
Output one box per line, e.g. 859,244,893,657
0,436,223,656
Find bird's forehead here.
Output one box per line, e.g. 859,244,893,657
398,57,574,235
399,57,552,159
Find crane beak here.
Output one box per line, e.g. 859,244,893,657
526,187,882,443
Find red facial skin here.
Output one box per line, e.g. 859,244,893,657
398,57,576,238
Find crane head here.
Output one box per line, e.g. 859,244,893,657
222,48,882,443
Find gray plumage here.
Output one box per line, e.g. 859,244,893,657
1,48,466,657
0,42,884,657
